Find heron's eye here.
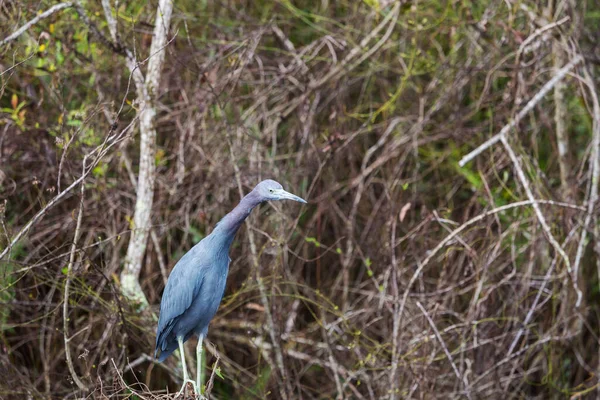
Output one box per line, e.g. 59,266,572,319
269,189,274,193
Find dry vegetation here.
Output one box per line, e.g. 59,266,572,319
1,0,600,398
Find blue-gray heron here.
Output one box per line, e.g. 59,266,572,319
155,179,306,396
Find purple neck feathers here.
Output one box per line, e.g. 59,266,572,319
211,191,262,245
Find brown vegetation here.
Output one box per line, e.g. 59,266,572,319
1,0,600,398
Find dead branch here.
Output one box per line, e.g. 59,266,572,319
0,2,73,46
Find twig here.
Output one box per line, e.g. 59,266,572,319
73,1,123,54
63,156,89,392
417,301,473,400
389,211,401,400
100,0,119,43
552,39,571,198
205,356,220,399
0,122,133,261
150,229,169,286
0,2,73,46
507,227,579,356
572,63,600,308
309,2,401,90
458,55,583,167
397,199,586,326
500,135,577,302
517,16,570,57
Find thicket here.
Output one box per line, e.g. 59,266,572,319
1,0,600,398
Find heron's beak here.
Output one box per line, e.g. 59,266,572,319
274,189,307,204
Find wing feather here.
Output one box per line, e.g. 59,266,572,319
155,245,207,355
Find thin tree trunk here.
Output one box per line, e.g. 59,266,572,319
119,0,174,307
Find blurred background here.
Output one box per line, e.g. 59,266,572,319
1,0,600,398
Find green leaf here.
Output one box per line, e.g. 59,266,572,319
305,237,321,247
92,163,107,178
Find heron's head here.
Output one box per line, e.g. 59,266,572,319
253,179,307,204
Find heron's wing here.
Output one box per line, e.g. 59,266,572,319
155,247,207,353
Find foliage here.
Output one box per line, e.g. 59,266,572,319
1,0,600,398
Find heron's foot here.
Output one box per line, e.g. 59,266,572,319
177,379,200,398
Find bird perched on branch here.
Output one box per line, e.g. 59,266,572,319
155,179,306,397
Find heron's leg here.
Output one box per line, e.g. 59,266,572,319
176,337,198,396
196,334,204,395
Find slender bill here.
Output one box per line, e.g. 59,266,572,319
274,189,307,204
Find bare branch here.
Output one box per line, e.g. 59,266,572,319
397,199,586,326
553,40,571,198
500,135,574,278
0,2,73,46
63,156,89,392
417,301,473,400
572,63,600,308
0,123,133,261
458,55,583,167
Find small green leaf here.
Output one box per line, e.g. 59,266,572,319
336,247,342,254
92,163,107,178
62,267,68,275
214,366,224,380
305,237,321,247
364,257,372,268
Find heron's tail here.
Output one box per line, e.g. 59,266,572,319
155,342,178,363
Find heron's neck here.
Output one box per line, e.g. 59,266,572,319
212,191,262,246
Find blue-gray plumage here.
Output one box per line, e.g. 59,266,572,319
155,179,306,396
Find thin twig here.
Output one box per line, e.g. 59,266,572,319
205,356,220,399
397,199,586,326
507,227,579,356
417,301,473,400
63,156,89,392
309,2,401,90
500,135,577,301
0,122,133,261
0,2,73,46
572,63,600,308
458,55,583,167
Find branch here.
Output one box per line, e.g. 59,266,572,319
417,302,473,400
63,156,88,392
120,0,174,306
0,122,133,261
572,63,600,308
499,136,574,280
72,1,124,54
309,2,400,91
396,199,586,328
552,40,571,198
507,227,578,356
0,2,73,46
458,55,583,167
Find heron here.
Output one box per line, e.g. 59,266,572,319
155,179,306,397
